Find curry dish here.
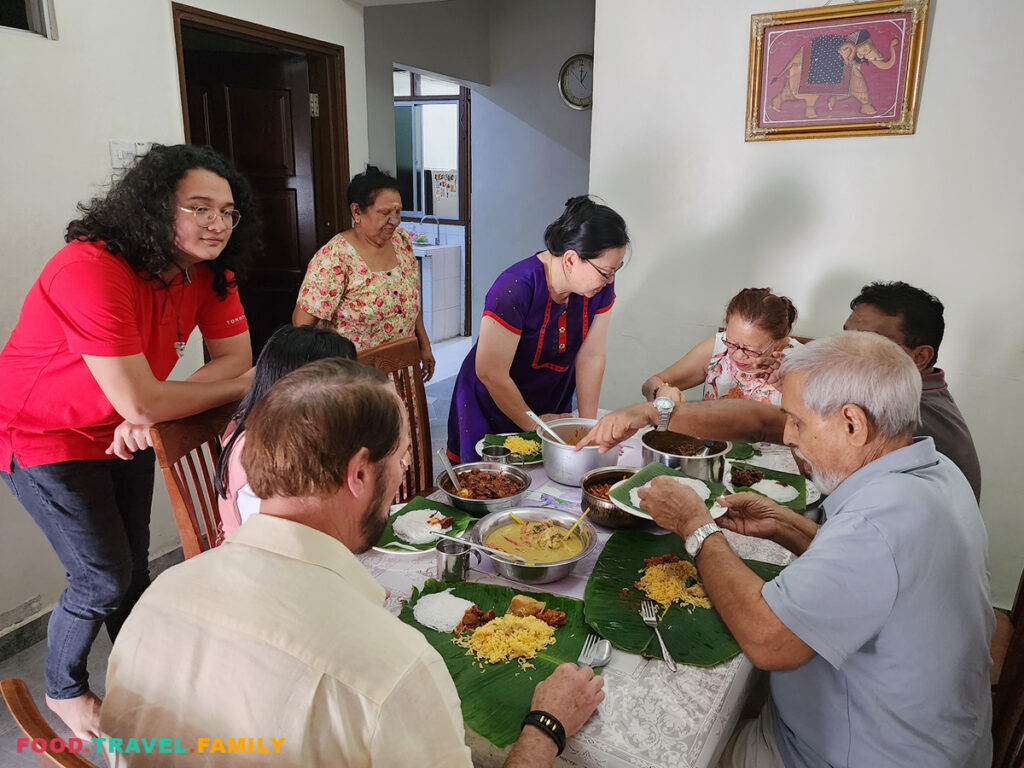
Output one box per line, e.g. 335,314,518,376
484,520,585,565
444,468,524,499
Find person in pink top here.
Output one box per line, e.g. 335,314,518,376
215,324,356,539
0,144,259,739
642,287,800,407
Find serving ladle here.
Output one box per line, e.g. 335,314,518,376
436,448,463,492
525,410,568,446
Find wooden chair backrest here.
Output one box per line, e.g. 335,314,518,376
993,567,1024,768
1,679,95,767
150,401,239,560
357,337,434,502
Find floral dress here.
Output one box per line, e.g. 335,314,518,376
297,227,420,350
703,332,801,406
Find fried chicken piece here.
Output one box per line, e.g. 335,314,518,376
454,605,496,635
535,609,567,628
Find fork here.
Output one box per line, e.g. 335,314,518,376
640,599,678,671
577,632,600,666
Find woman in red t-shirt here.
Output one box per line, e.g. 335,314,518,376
0,144,260,738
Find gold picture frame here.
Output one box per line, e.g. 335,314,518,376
745,0,929,141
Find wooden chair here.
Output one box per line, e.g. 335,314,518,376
358,337,434,502
150,401,239,560
0,679,95,767
992,567,1024,768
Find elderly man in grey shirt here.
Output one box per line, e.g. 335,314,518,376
638,332,993,768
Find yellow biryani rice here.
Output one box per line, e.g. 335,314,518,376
504,435,541,456
453,614,555,665
636,560,712,610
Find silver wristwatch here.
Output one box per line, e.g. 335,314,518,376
685,522,722,558
653,395,674,432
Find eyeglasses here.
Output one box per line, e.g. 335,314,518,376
179,206,242,229
584,258,625,281
722,337,776,358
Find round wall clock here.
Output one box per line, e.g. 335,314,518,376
557,53,593,110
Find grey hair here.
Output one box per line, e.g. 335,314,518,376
779,332,921,439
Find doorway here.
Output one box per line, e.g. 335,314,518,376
172,4,350,355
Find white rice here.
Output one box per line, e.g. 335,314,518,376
413,589,475,633
393,507,450,544
750,479,799,503
629,476,711,508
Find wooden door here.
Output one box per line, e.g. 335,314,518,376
184,49,318,355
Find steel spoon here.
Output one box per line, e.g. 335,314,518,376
436,448,462,491
525,410,568,445
431,531,528,563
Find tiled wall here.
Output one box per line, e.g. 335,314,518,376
412,223,466,342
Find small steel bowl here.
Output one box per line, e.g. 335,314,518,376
640,429,731,484
470,507,598,584
435,462,531,517
541,417,619,487
580,465,648,529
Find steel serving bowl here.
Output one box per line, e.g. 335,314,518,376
540,417,620,487
469,507,598,584
579,465,649,529
435,461,532,517
640,429,731,484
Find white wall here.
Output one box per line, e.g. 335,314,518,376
470,0,595,332
591,0,1024,607
364,0,491,171
0,0,368,636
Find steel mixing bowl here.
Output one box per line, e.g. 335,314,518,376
540,417,619,487
640,429,731,484
435,461,531,517
470,506,598,584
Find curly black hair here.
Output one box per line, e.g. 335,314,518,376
65,144,264,297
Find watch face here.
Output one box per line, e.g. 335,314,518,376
685,534,699,558
654,396,674,413
558,54,593,110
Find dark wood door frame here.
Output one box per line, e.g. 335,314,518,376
172,3,350,243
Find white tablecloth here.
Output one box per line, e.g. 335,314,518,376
359,438,798,768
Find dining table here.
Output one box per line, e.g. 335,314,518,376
358,434,807,768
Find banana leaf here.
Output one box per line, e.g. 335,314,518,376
483,431,543,463
400,578,588,747
607,462,726,520
583,530,785,666
726,442,761,460
375,496,473,552
729,461,807,510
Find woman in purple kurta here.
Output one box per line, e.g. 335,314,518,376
447,197,629,462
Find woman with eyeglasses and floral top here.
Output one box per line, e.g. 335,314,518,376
642,287,800,407
446,196,629,462
0,144,260,740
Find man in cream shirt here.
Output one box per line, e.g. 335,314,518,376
100,358,603,766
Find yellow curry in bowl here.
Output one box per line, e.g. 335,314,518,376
483,520,585,565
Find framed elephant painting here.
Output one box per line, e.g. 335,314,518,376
745,0,930,141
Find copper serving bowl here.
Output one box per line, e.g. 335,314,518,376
579,465,649,529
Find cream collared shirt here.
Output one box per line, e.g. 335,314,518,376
100,515,473,767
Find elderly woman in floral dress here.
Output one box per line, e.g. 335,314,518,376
292,165,435,379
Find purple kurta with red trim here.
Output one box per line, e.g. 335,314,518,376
446,255,614,462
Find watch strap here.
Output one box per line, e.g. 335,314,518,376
521,710,566,755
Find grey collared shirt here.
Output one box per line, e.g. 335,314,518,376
762,437,993,768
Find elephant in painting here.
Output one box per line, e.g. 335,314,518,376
770,29,898,118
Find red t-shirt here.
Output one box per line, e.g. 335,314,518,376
0,240,248,468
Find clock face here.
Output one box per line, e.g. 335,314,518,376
558,54,593,110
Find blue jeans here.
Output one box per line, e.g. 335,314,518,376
2,451,154,699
